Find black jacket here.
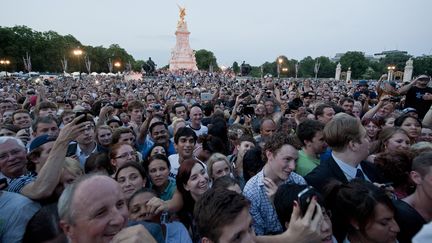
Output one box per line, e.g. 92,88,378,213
305,155,383,193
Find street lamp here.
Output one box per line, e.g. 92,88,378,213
387,65,396,81
0,59,11,77
277,57,283,78
73,48,83,80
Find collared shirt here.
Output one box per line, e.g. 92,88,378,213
157,178,176,201
76,142,98,168
243,169,306,236
7,171,37,193
332,153,370,182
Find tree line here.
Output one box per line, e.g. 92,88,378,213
1,25,431,79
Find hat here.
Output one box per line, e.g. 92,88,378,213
29,134,57,152
402,107,417,115
357,80,369,87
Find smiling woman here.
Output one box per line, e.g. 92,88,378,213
176,158,210,240
114,162,147,200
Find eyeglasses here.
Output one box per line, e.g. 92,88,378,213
115,151,137,159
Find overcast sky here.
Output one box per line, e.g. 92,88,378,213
2,0,431,66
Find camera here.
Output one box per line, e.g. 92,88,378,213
113,102,123,109
152,104,161,111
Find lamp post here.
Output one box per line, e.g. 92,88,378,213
277,57,283,78
114,61,121,77
0,59,10,77
73,48,83,80
387,65,396,81
282,67,288,74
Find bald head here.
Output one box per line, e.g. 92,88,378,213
59,174,128,243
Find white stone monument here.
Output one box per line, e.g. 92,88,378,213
335,62,341,80
169,6,198,71
403,58,413,82
346,67,352,82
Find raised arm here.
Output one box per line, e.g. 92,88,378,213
20,116,90,199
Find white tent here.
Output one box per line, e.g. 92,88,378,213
90,72,98,76
100,72,107,76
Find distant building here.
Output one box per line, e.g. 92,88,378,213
373,50,408,59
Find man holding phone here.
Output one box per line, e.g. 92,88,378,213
399,75,432,119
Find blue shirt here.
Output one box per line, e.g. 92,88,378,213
243,169,306,235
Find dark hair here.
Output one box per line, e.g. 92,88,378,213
144,154,171,173
172,103,187,114
176,158,206,229
174,127,197,144
374,150,414,193
339,97,355,106
199,134,226,156
212,175,240,191
194,188,250,242
84,152,115,175
35,101,57,116
202,103,214,116
296,119,325,146
114,161,147,183
412,151,432,177
128,188,157,208
263,133,301,162
149,121,168,134
243,146,265,182
314,103,333,118
394,114,422,128
23,203,66,243
145,142,168,159
324,179,395,242
31,116,58,133
274,184,324,230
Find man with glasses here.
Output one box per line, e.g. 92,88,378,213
1,116,89,200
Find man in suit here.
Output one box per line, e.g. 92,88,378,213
305,113,382,193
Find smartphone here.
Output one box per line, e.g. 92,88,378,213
297,186,318,217
75,112,88,124
201,92,212,101
243,106,255,115
239,91,250,99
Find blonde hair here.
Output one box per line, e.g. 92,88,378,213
324,113,363,152
63,157,84,177
206,153,232,179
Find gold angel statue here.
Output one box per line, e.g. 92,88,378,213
178,5,186,23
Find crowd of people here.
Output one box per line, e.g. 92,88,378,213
1,69,432,243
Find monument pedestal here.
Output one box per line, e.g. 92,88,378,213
169,20,198,71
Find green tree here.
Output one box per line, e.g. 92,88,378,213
232,61,240,74
315,56,336,78
339,51,369,79
195,49,218,71
413,56,432,76
299,56,315,78
379,52,411,71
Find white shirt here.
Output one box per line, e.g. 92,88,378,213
332,153,370,182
